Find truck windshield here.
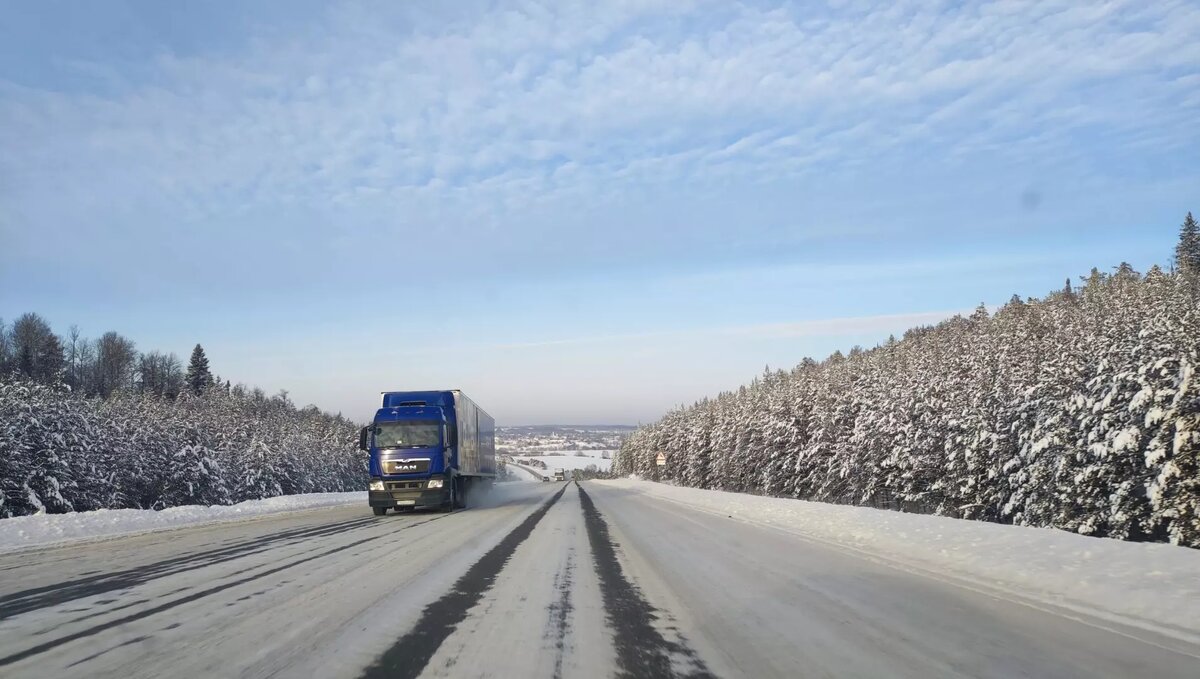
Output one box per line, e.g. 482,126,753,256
374,421,441,449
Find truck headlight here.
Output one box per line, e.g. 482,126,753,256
369,479,385,491
427,479,444,489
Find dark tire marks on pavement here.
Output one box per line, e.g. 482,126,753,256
547,543,575,679
360,483,570,679
577,484,716,679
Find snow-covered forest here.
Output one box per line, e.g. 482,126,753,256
0,326,363,517
614,215,1200,547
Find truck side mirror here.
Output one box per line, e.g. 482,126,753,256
445,424,456,447
358,426,370,451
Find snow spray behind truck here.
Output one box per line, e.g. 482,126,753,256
360,390,496,515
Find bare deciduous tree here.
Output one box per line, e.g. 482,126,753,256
9,312,64,383
95,332,137,398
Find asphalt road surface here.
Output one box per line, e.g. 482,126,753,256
1,480,1197,678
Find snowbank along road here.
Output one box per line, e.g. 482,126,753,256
1,480,1198,679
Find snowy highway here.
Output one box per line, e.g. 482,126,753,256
1,480,1198,679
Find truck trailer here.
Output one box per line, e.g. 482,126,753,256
360,390,496,515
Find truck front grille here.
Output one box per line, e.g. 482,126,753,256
386,481,424,491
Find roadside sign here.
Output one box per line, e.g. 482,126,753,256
655,452,666,466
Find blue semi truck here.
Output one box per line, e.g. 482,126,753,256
359,390,496,515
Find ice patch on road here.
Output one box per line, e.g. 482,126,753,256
0,492,365,554
596,478,1200,642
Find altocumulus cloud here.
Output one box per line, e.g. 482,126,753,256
2,0,1198,229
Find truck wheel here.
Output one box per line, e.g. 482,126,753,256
455,477,468,509
443,481,457,513
373,506,387,516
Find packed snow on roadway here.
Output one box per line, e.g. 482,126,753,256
5,464,1197,648
599,477,1200,642
0,491,365,553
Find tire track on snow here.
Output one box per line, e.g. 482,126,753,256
359,484,570,679
577,483,716,679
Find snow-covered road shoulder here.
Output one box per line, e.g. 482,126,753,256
0,492,365,554
594,478,1200,643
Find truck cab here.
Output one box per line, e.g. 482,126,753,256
360,390,495,515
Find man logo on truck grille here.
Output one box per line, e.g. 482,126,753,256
385,458,429,474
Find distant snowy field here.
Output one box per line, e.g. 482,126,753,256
598,478,1200,642
497,425,623,475
514,451,613,472
0,492,364,554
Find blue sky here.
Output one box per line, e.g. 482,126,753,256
2,0,1198,424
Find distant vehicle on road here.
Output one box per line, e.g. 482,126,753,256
360,390,495,515
554,469,566,481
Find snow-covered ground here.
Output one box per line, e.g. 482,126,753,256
504,462,546,482
3,481,1196,678
0,492,364,553
596,478,1200,642
514,451,613,472
496,426,629,450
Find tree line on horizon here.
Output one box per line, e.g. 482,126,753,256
614,213,1200,548
0,316,223,400
0,324,363,518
